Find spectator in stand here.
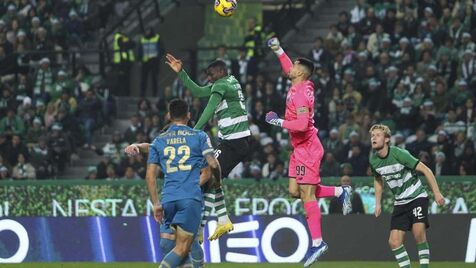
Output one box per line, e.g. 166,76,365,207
12,153,35,180
321,152,340,177
6,134,28,166
329,175,365,214
121,166,141,180
0,165,10,180
25,117,45,144
0,109,25,136
123,114,142,144
137,99,153,122
77,89,101,150
105,164,119,180
85,166,98,180
433,151,452,176
261,153,280,180
30,136,53,179
47,123,71,172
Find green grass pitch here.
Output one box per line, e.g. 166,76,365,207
1,262,472,268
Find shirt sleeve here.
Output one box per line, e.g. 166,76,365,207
293,89,312,115
199,132,214,156
147,140,160,164
211,82,227,96
395,148,419,170
178,70,212,98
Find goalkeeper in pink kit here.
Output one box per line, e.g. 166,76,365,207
266,38,352,267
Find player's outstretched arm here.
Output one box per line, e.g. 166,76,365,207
267,37,293,76
205,153,221,186
415,162,445,206
124,143,150,156
374,176,383,217
145,163,163,223
194,93,222,130
165,53,212,98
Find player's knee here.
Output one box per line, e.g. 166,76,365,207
174,243,191,257
388,238,402,249
289,188,300,198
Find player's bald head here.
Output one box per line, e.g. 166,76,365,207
295,57,315,79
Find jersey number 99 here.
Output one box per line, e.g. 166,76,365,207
164,145,192,173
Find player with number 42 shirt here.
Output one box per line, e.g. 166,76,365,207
369,124,445,268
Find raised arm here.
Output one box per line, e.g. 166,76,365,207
268,38,293,75
415,162,445,205
165,53,212,97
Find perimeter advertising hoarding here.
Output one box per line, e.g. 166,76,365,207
0,215,474,263
0,178,474,217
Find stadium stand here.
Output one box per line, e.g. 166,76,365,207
0,0,474,180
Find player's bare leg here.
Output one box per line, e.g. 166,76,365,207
300,184,328,267
412,223,430,268
389,229,411,268
289,178,300,198
160,226,194,268
208,178,234,241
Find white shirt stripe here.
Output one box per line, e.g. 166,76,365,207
217,115,248,128
376,163,405,175
218,129,251,140
396,180,422,200
387,172,413,189
216,99,228,113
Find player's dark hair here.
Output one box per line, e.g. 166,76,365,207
168,98,189,120
296,57,315,78
207,60,228,75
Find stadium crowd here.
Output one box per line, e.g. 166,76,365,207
92,0,476,181
110,0,475,181
1,0,475,180
0,0,116,179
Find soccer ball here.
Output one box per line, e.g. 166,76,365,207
214,0,237,17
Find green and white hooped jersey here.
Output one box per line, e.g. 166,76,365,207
212,75,251,140
369,146,428,206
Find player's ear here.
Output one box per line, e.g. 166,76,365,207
187,112,191,120
165,112,170,121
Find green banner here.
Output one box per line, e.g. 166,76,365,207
0,177,474,217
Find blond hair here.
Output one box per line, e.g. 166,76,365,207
369,124,391,138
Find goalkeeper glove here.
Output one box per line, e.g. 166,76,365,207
265,111,284,127
267,37,284,55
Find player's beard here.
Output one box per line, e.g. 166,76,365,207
374,143,385,151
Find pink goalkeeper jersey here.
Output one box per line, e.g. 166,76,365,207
279,52,319,148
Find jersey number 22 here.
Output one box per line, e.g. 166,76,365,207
164,145,192,173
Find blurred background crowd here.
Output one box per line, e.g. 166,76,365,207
0,0,475,180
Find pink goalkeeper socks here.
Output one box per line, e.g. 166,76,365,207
315,185,338,198
304,200,322,240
